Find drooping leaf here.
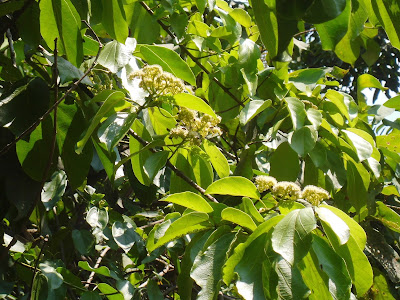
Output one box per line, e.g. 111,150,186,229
39,0,83,66
205,176,260,199
112,221,140,253
101,0,129,43
285,97,307,130
311,235,352,299
239,99,272,125
140,45,196,85
242,197,264,223
289,126,317,156
162,192,214,213
97,283,124,300
303,0,347,24
271,208,317,265
143,151,169,182
345,157,370,213
202,139,230,178
315,206,350,245
98,40,133,73
72,229,95,255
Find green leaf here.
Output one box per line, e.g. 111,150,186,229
205,176,260,199
285,97,307,130
39,262,63,290
369,268,396,300
31,273,48,300
101,0,128,43
81,291,102,300
0,0,24,17
306,108,322,130
275,256,311,300
189,147,214,189
148,107,176,135
98,40,134,73
373,201,400,233
303,0,346,24
72,229,95,255
174,93,217,119
140,45,196,85
242,197,264,223
112,221,140,253
221,207,257,231
16,2,41,48
270,142,300,182
235,233,269,299
239,99,271,125
143,151,168,182
311,235,352,299
271,208,317,265
41,170,67,211
202,140,230,178
297,251,332,300
16,115,56,181
371,0,400,50
98,112,136,151
345,157,370,213
57,102,93,189
147,279,163,300
289,126,317,156
289,68,327,93
56,267,84,290
78,261,116,278
223,215,284,285
39,0,83,66
230,8,252,27
162,191,214,213
47,56,92,85
76,90,128,154
343,129,373,162
315,206,350,245
191,233,236,300
320,205,373,296
97,283,124,300
377,132,400,153
325,90,358,123
357,73,387,103
147,212,212,252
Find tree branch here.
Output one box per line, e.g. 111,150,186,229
139,1,244,107
0,21,103,157
84,246,111,288
129,129,219,203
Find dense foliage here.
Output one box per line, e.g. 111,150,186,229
1,0,400,299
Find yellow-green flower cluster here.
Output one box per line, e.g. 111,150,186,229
255,175,277,193
301,185,330,206
170,107,222,145
129,65,186,99
272,181,302,201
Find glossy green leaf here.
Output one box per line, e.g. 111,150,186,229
112,221,140,253
125,2,160,44
47,56,92,85
285,97,307,130
31,273,48,300
230,8,252,27
39,0,83,66
221,207,257,231
270,142,300,182
81,291,102,300
101,0,128,43
162,192,214,213
189,147,214,189
147,212,212,252
76,90,128,154
202,139,229,178
38,262,63,290
320,205,373,296
41,170,67,211
275,256,310,300
147,279,163,300
56,267,84,290
174,93,217,119
343,130,373,161
242,197,264,223
78,261,116,278
271,208,317,265
371,0,400,50
72,229,95,255
374,201,400,233
191,233,236,300
289,68,326,93
345,157,370,213
303,0,346,24
148,107,176,135
306,108,322,130
0,0,24,17
239,99,271,125
205,176,260,199
369,268,396,300
316,206,350,245
140,45,196,85
312,235,352,299
357,73,387,103
289,126,317,156
377,132,400,153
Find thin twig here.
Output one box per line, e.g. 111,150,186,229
139,1,244,107
293,28,316,38
139,219,165,229
6,29,16,67
129,129,219,203
85,246,111,288
29,236,48,296
0,20,103,157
